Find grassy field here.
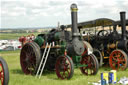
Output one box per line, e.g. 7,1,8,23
0,50,128,85
0,32,39,40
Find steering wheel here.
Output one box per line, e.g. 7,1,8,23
97,30,109,38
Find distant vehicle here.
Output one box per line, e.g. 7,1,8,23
0,40,21,51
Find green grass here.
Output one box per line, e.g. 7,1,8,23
0,33,39,40
0,50,128,85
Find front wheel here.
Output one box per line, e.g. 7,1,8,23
109,49,128,70
0,57,9,85
80,54,99,75
55,55,74,80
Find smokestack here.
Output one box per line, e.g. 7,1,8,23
67,4,85,56
70,4,80,37
120,11,126,40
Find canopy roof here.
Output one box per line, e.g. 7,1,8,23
116,19,128,26
66,18,115,29
66,18,128,29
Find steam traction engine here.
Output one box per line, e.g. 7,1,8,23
20,4,99,79
108,12,128,70
90,12,128,70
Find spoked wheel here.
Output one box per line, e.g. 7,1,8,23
80,54,99,75
20,42,41,75
93,49,103,67
0,57,9,85
109,49,128,70
55,55,74,80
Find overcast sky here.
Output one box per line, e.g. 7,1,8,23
0,0,128,29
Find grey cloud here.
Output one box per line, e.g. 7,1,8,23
117,1,128,11
1,0,69,17
1,0,128,28
1,1,25,8
48,1,68,6
78,0,128,22
77,1,92,7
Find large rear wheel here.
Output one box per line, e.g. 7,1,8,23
109,49,128,70
20,42,41,74
55,55,74,80
0,57,9,85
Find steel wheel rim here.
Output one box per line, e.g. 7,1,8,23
80,55,96,75
93,49,103,67
109,50,127,70
56,56,71,79
0,63,4,85
20,44,36,74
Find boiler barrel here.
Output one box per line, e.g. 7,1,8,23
117,40,128,52
34,36,45,47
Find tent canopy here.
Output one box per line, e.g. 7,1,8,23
65,18,128,29
66,18,115,29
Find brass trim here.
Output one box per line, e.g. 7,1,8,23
71,8,78,12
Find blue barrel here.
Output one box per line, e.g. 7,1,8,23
101,72,108,84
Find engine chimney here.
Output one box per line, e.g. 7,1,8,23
67,4,85,57
120,12,126,40
70,4,80,37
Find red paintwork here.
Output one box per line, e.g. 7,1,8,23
0,63,4,85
